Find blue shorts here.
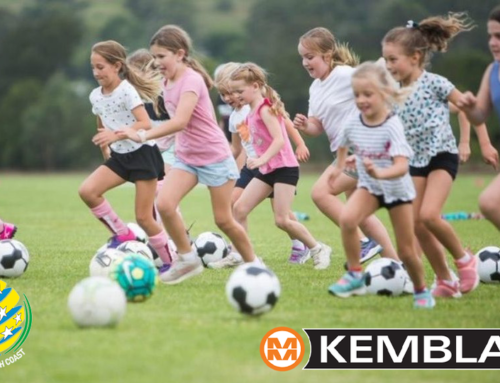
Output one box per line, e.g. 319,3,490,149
161,145,176,166
172,156,239,187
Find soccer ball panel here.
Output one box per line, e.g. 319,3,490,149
0,239,30,278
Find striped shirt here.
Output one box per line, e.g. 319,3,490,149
339,113,415,204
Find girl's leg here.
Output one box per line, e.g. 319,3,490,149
233,179,273,234
479,174,500,231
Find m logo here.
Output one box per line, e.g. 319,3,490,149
260,327,305,371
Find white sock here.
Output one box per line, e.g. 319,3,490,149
310,243,321,254
456,252,471,265
361,237,369,244
179,250,197,262
292,239,305,249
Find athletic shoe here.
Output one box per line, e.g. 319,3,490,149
311,242,331,270
107,228,137,248
207,252,244,269
413,290,436,309
455,251,479,294
158,263,171,273
328,272,366,298
288,246,311,264
432,279,462,298
343,238,383,270
431,268,459,290
160,254,203,285
0,223,17,240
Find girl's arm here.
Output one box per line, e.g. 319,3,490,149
247,107,284,169
293,113,324,137
364,156,408,180
231,132,243,159
96,117,111,160
284,117,310,162
456,109,471,163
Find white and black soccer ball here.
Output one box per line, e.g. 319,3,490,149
364,258,406,296
89,248,126,278
476,246,500,283
194,232,228,267
226,264,280,315
127,222,147,243
0,239,29,278
117,240,163,268
68,276,127,328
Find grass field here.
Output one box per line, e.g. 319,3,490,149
0,172,499,382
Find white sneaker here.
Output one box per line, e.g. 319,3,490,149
160,254,203,285
311,242,331,270
431,268,459,290
207,252,244,269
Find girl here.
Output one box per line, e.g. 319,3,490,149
81,41,173,267
119,25,260,285
0,219,16,240
381,13,495,297
230,63,331,269
210,62,311,269
294,27,398,265
327,62,434,308
457,6,500,230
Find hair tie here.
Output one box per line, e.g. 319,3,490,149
406,20,419,29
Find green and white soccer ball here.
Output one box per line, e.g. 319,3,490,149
109,253,159,302
67,276,127,328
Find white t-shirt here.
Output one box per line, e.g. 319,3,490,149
228,105,256,158
308,65,358,152
90,80,154,154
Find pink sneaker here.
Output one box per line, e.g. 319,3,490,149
107,228,137,248
455,252,480,294
432,280,462,298
0,223,17,240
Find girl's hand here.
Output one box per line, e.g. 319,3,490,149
295,143,310,162
458,142,471,163
92,129,119,146
456,91,477,110
363,158,381,179
247,157,264,170
115,128,140,143
293,113,308,131
345,154,357,172
480,143,500,171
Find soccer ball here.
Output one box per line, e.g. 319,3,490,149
225,264,280,315
0,239,29,278
364,258,406,296
117,240,163,268
68,276,127,328
89,248,126,278
110,253,159,302
476,246,500,283
127,222,147,243
194,232,228,267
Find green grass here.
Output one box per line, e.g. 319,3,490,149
0,172,499,382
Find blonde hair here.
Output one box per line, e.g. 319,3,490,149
230,62,287,117
352,61,410,106
382,12,475,67
214,62,240,93
91,41,161,102
150,25,213,89
299,27,359,69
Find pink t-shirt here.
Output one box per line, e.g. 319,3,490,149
246,98,298,174
163,68,232,166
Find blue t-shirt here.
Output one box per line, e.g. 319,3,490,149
489,61,500,119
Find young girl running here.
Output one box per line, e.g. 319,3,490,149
229,62,332,269
457,5,500,230
210,62,310,268
328,62,434,308
80,40,173,267
381,13,489,297
119,25,260,284
294,27,398,265
0,219,16,240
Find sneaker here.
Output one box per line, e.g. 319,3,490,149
344,238,382,270
288,246,311,264
0,223,17,240
413,290,436,309
311,242,331,270
160,255,203,285
455,252,479,294
431,268,459,290
107,228,137,248
328,272,366,298
432,279,462,298
207,252,244,269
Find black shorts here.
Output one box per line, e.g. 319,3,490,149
105,145,165,183
235,165,274,198
409,152,459,180
374,194,412,210
255,166,299,187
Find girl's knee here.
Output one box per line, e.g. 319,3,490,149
215,215,233,232
156,199,177,217
479,191,496,216
339,213,357,232
232,202,248,221
274,215,290,231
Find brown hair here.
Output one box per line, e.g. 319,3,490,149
382,12,474,67
91,41,161,102
214,62,240,93
489,6,500,23
230,62,287,117
150,25,213,89
299,27,359,69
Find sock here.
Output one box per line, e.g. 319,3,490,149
179,249,197,262
249,256,263,266
310,243,321,254
292,239,306,250
361,237,369,244
414,286,427,294
442,279,457,287
456,252,472,266
149,231,173,264
90,200,128,235
347,267,363,279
